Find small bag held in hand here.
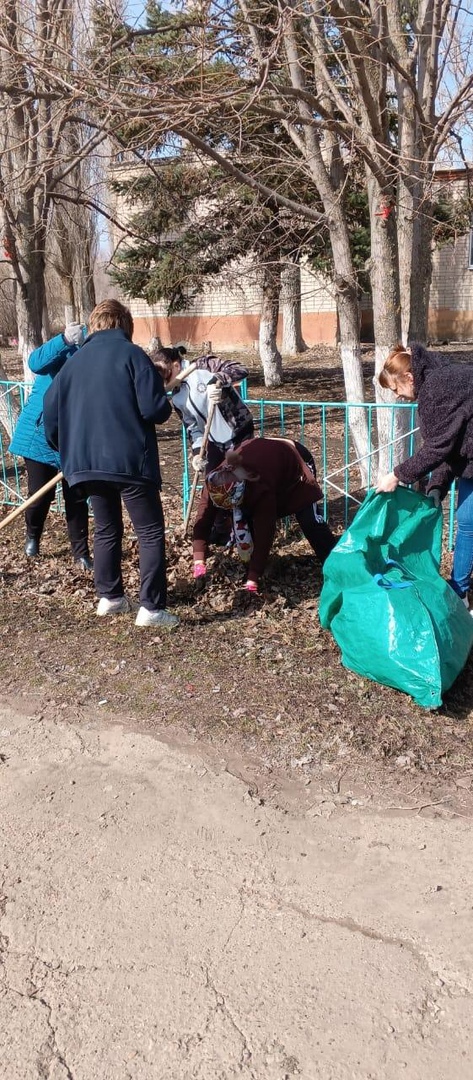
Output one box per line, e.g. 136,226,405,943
319,488,473,709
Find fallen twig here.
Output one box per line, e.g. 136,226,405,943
384,797,450,814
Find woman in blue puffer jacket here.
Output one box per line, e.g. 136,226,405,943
9,324,92,567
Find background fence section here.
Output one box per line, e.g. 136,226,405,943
2,379,456,547
0,380,65,514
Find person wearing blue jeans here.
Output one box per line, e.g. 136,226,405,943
376,343,473,610
451,479,473,599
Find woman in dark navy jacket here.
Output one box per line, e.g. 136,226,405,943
43,299,178,630
9,324,92,566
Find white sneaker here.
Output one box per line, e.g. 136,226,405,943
96,596,130,617
135,606,180,629
461,595,473,617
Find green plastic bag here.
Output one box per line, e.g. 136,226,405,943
319,488,473,709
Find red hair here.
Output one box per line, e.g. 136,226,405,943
378,345,412,389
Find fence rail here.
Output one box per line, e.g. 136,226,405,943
1,380,456,547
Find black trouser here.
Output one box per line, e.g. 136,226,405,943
292,442,336,561
295,503,337,563
293,441,317,478
83,480,167,611
24,458,89,558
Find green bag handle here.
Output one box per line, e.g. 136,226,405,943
373,559,415,590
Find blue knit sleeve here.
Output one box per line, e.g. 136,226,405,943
28,333,74,377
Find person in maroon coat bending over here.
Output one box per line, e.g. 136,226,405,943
194,437,337,592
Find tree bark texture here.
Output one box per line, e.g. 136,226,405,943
281,259,306,355
259,263,283,387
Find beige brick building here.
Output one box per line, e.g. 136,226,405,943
112,164,473,351
128,261,339,352
429,169,473,341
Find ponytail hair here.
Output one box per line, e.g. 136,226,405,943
378,345,412,390
151,345,183,383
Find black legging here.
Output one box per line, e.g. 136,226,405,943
295,503,337,563
24,458,89,558
290,442,336,562
293,440,317,479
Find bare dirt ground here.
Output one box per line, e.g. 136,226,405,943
2,346,473,1078
1,699,473,1080
1,345,473,817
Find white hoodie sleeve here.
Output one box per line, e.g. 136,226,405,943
172,370,234,450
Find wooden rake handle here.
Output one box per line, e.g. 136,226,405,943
0,364,199,535
183,399,219,536
0,472,63,532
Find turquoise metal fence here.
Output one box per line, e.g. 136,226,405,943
241,396,420,519
2,379,456,547
0,379,66,514
0,380,30,509
181,394,456,547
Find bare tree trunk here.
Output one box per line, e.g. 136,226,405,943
397,168,415,345
392,39,416,345
367,175,407,473
281,258,306,354
259,263,283,387
79,265,96,323
77,231,97,321
368,179,401,363
307,154,370,484
278,5,370,484
1,0,101,374
334,271,370,488
396,123,433,346
42,303,51,341
388,0,440,345
408,189,434,343
13,249,46,378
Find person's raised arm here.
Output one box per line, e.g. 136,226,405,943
176,392,207,451
28,327,84,377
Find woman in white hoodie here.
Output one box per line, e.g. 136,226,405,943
153,347,254,577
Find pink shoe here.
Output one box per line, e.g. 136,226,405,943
245,580,259,593
193,562,207,579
